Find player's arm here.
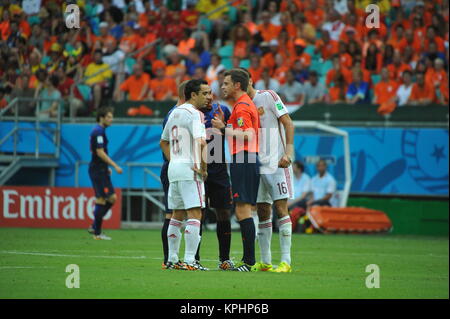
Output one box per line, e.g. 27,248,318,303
160,139,170,161
96,148,123,174
278,113,295,168
211,107,254,141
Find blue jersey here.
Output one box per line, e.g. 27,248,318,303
203,103,231,177
89,124,108,171
161,105,178,163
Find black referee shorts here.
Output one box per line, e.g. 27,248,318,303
229,151,260,205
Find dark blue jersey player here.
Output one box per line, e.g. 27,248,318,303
87,107,123,240
201,100,235,270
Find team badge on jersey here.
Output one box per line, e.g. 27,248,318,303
258,107,265,115
97,136,104,144
237,117,244,127
276,103,284,111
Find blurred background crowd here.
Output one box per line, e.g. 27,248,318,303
0,0,448,118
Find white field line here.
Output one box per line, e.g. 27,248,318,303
0,266,56,270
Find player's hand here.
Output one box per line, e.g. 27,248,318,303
278,154,292,168
115,166,123,174
211,117,225,130
191,166,208,181
214,106,225,122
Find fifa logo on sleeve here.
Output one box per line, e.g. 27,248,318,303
65,4,80,29
365,4,380,29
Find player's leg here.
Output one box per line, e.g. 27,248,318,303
255,175,274,271
273,198,293,272
181,180,207,270
160,163,172,267
194,209,205,262
216,208,232,264
166,182,186,267
89,170,112,239
268,167,294,273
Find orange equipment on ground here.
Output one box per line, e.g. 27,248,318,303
308,206,392,234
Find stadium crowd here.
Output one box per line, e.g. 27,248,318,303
0,0,448,117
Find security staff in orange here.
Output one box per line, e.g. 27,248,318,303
212,69,260,272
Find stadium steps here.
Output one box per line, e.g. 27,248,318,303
0,155,59,185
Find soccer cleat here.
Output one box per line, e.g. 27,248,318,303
184,260,209,271
273,261,292,273
87,227,95,235
162,262,169,270
93,233,112,240
253,262,273,272
166,261,188,270
218,259,235,270
231,262,258,272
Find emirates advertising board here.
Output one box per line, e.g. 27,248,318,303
0,186,121,229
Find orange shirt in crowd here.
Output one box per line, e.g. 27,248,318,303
149,77,177,101
119,34,137,53
273,65,290,85
178,38,196,56
261,53,276,71
0,20,10,40
165,63,186,78
234,40,248,58
438,81,449,104
315,39,339,60
340,53,353,69
387,63,412,82
120,73,151,101
328,86,347,102
397,37,422,54
409,83,436,103
249,66,263,83
289,52,311,68
326,68,353,87
257,23,281,42
374,80,399,104
424,36,446,52
425,68,448,88
304,8,325,28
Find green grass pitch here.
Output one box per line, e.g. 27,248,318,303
0,228,448,299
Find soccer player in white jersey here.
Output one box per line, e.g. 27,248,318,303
238,68,295,273
160,79,212,271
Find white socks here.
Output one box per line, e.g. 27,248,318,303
183,219,201,264
258,219,272,265
252,210,259,241
167,219,182,263
278,215,292,265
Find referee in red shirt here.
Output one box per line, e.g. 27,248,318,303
212,69,260,272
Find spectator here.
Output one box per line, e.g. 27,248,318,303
373,67,399,105
257,10,281,42
423,41,447,65
304,1,326,29
56,67,84,118
116,63,150,101
290,38,311,68
272,53,289,85
303,71,327,104
425,58,448,89
248,54,263,83
165,52,187,79
288,160,312,216
346,68,370,104
185,47,210,76
292,59,309,84
408,71,436,105
382,44,395,67
338,41,353,69
255,68,280,92
35,74,62,118
279,70,304,104
211,69,225,100
181,1,200,30
177,29,196,57
308,159,336,208
206,53,225,83
148,66,177,101
268,1,282,25
436,75,449,105
387,50,412,82
326,54,352,87
193,66,207,81
321,9,345,41
396,70,414,107
363,42,382,74
102,38,125,75
230,24,251,59
196,0,229,47
327,73,347,103
84,49,113,109
315,29,339,61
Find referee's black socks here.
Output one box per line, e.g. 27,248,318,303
217,220,231,262
93,204,105,235
239,218,256,265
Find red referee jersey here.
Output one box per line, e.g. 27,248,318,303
227,93,260,155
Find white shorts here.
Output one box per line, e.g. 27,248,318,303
257,166,294,204
168,180,205,210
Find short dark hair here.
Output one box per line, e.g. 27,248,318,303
184,79,208,100
294,161,304,172
224,69,249,91
236,67,251,79
96,107,113,122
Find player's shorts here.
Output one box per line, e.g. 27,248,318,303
229,151,260,205
160,161,172,214
88,166,115,199
257,166,294,204
205,177,232,210
168,180,206,210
